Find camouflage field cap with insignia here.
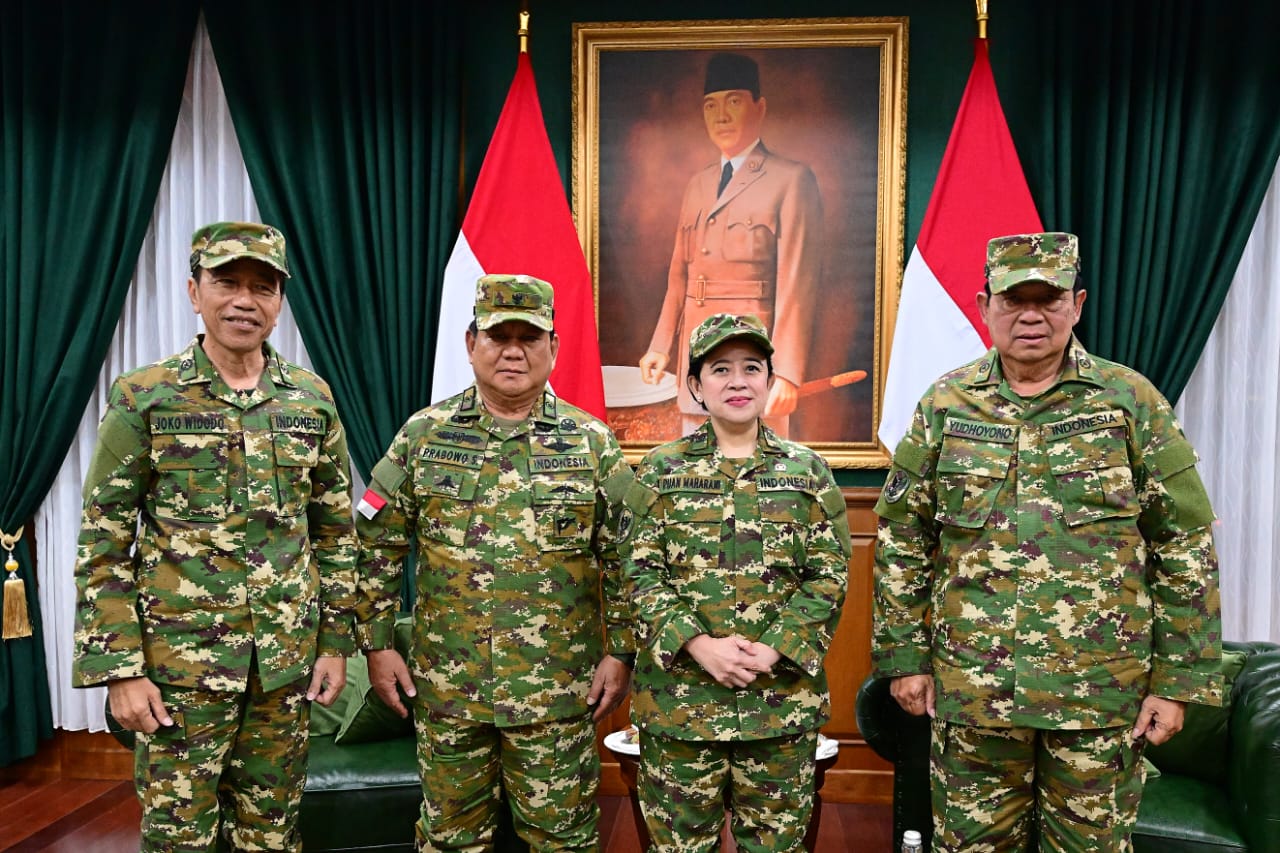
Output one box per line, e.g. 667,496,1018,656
474,274,555,332
689,313,774,362
190,221,290,278
986,232,1079,294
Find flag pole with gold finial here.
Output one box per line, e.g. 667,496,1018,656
976,0,989,39
519,1,530,54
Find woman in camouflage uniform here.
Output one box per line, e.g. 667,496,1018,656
619,313,851,852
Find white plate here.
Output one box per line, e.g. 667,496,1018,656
604,728,640,756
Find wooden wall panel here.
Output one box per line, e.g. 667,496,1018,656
816,488,892,803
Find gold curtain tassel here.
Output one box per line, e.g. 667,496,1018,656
1,528,31,640
3,556,32,640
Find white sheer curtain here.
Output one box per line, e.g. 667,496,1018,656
35,17,313,731
1176,157,1280,644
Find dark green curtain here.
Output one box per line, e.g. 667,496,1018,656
204,1,464,479
0,0,198,764
997,0,1280,402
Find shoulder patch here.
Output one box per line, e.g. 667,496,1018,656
891,439,932,478
818,482,847,519
356,488,388,520
99,406,145,467
603,466,634,506
616,507,635,542
1147,437,1199,482
884,469,910,503
371,455,408,495
624,480,659,514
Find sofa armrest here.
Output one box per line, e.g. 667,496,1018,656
856,675,934,849
855,674,902,763
104,699,135,751
1228,647,1280,853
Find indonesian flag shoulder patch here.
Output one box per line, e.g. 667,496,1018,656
357,488,388,520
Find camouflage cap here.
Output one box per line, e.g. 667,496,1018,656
986,232,1079,294
689,313,774,362
474,274,555,332
190,221,290,278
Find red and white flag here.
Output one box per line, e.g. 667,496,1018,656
356,488,386,521
877,39,1042,452
432,52,606,420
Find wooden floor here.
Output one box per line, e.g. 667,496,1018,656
0,778,891,851
0,778,141,852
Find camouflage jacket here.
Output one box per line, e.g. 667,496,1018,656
354,386,635,727
873,338,1222,729
620,422,851,741
74,337,359,694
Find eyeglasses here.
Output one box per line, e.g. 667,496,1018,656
990,291,1075,315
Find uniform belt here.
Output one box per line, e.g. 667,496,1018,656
687,278,771,305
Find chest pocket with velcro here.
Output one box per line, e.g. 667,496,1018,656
414,433,484,543
934,417,1017,529
530,432,597,552
271,410,326,516
756,471,816,569
659,475,724,570
1046,410,1137,526
149,410,232,522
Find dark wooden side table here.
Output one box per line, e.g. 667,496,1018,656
604,730,839,851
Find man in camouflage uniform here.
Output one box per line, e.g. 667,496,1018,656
354,274,635,852
622,313,851,851
873,232,1222,852
74,221,359,852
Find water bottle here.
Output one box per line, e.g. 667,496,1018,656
901,829,924,853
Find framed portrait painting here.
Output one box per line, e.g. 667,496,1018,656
572,18,907,467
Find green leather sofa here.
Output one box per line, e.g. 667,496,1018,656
301,730,420,852
299,617,528,853
856,640,1280,851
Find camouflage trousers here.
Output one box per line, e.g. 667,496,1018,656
413,708,600,852
637,729,817,853
135,669,311,852
930,720,1147,853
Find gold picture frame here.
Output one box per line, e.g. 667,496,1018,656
572,17,907,467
